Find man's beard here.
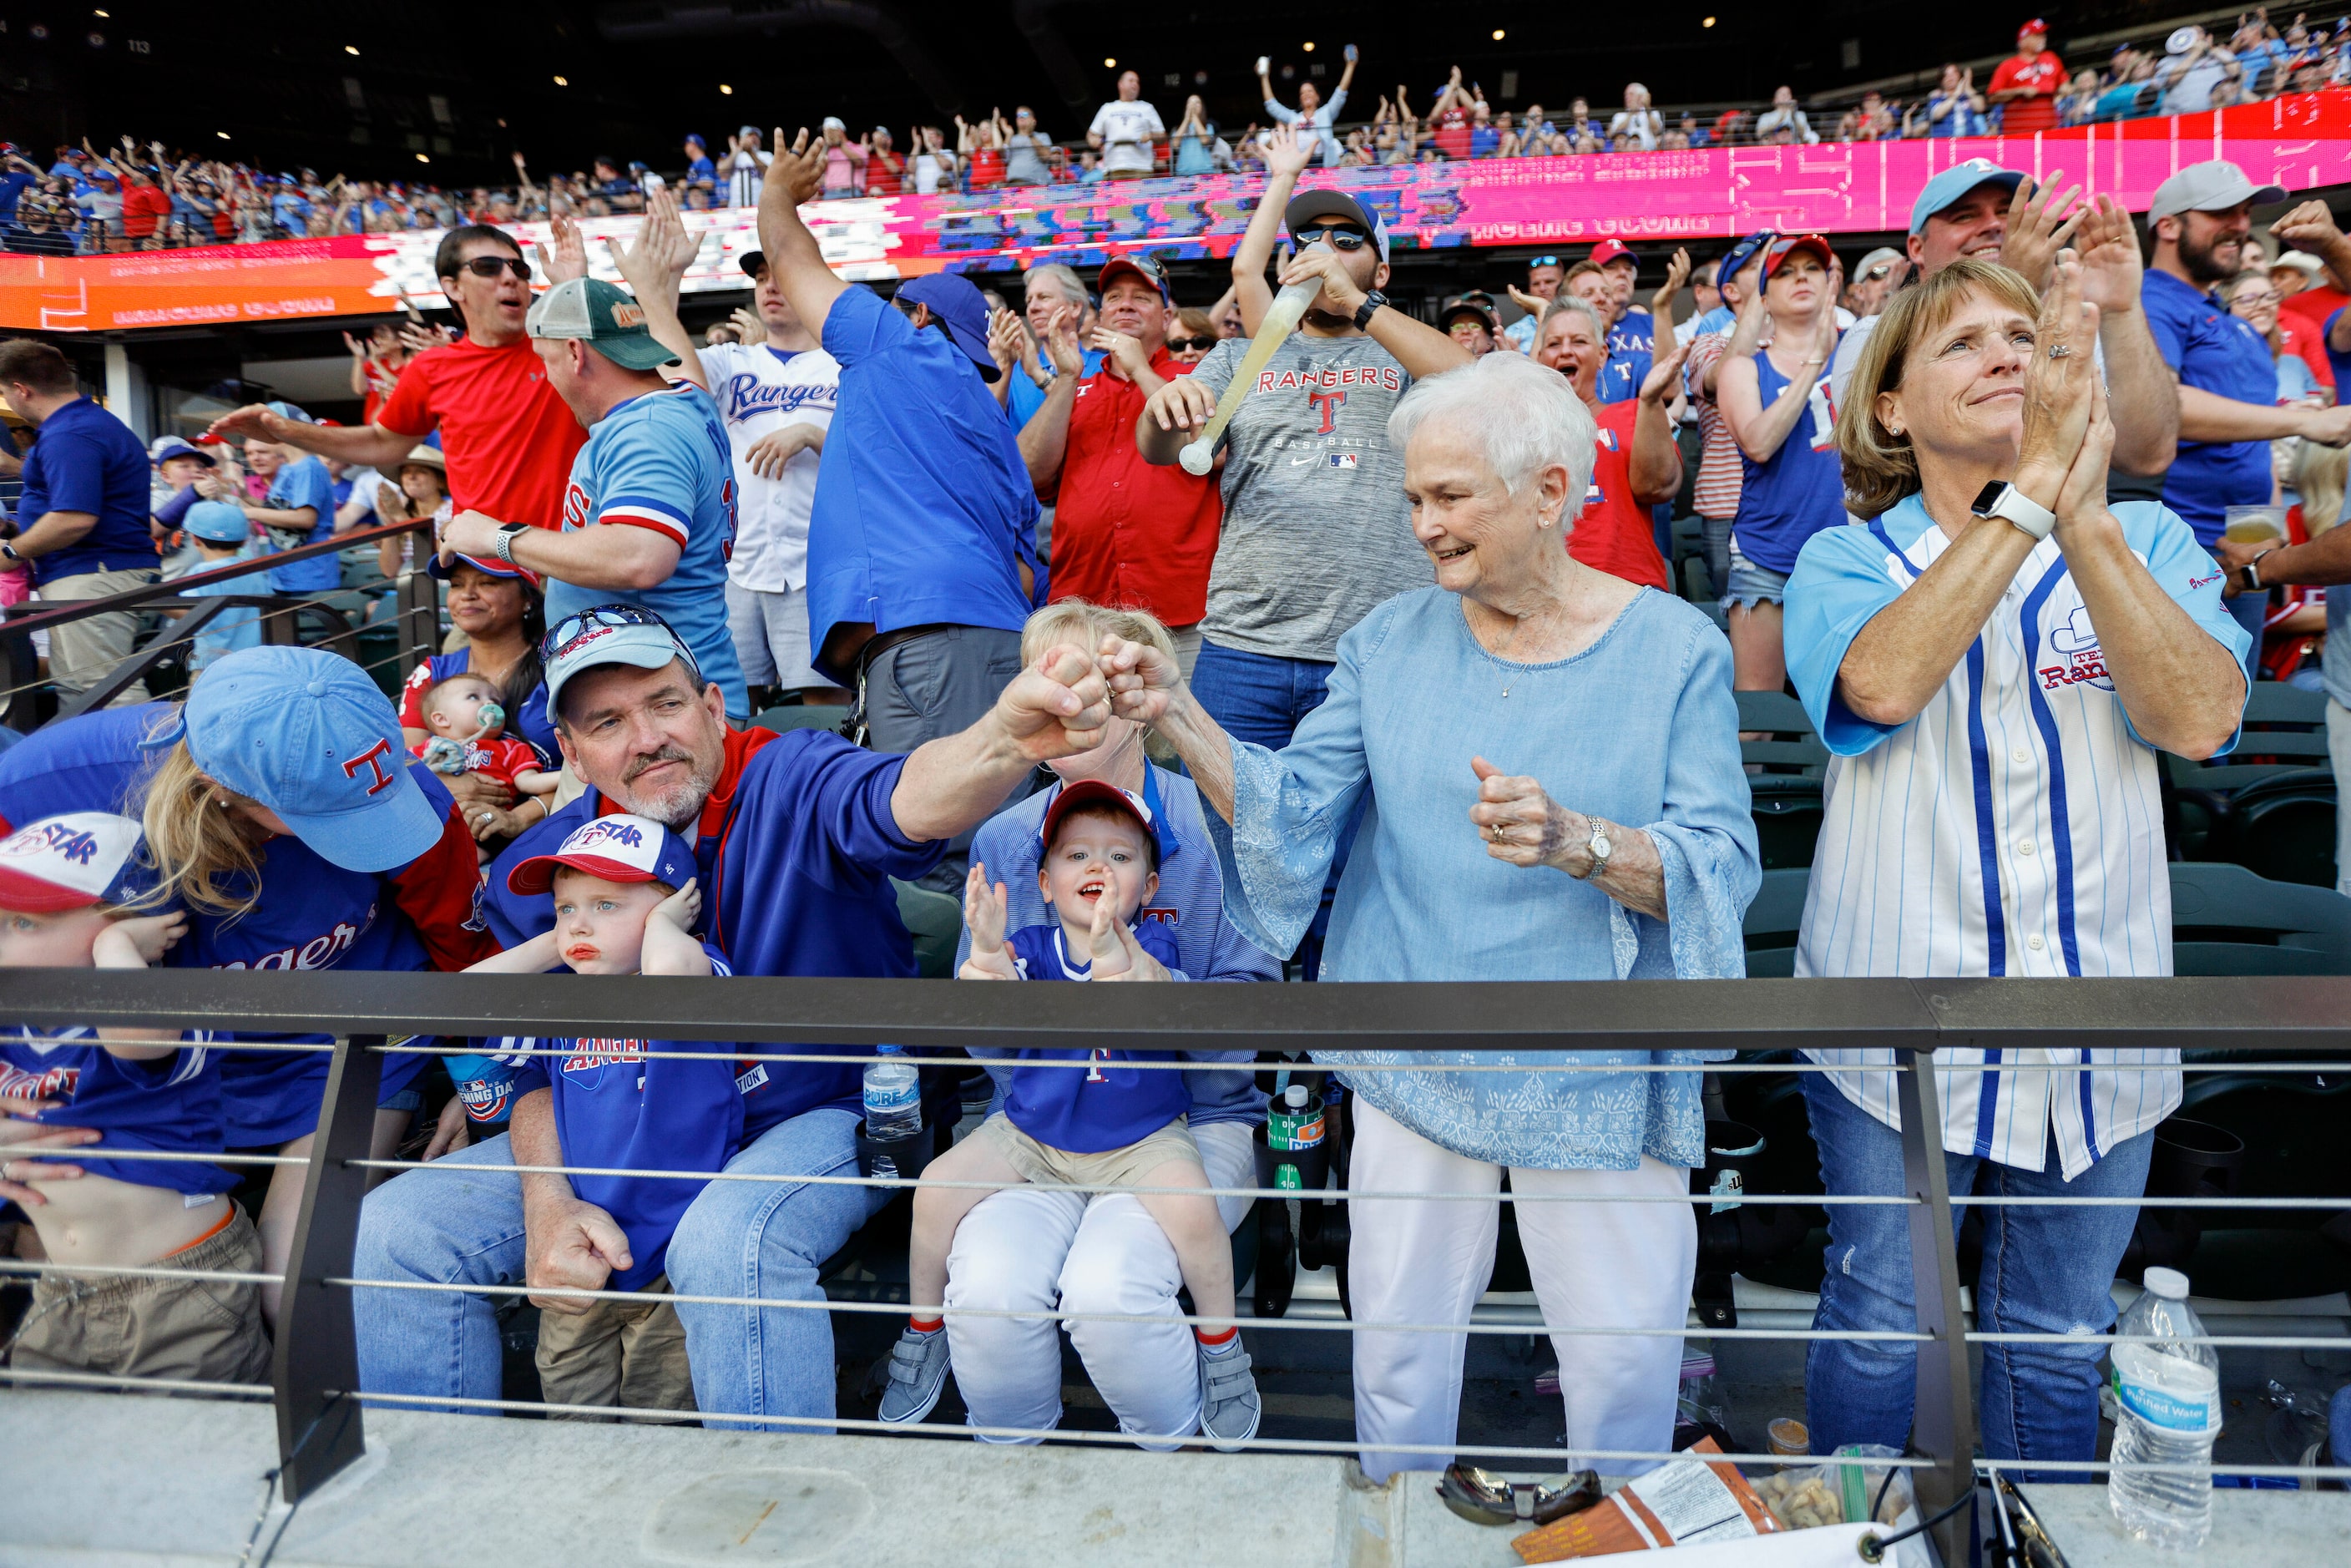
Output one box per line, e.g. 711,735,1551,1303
2178,226,2239,286
609,745,718,829
1303,306,1354,330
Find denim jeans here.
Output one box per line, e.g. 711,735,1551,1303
1189,640,1358,975
1800,1075,2154,1477
352,1106,887,1429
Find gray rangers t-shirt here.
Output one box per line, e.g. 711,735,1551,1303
1189,331,1426,662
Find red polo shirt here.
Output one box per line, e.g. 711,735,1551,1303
1047,351,1222,626
376,335,587,530
1566,400,1671,592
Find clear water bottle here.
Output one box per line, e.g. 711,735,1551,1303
2108,1267,2221,1550
862,1044,923,1142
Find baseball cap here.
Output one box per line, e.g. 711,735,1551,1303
507,812,698,897
525,276,680,372
1040,779,1162,869
822,116,847,132
158,645,442,874
1589,238,1637,271
1910,159,2026,235
542,604,704,717
427,545,541,587
2149,159,2288,222
738,250,770,279
897,272,1002,382
0,812,151,913
149,434,215,468
1284,188,1391,263
263,400,313,424
2018,18,2049,38
1854,245,1904,280
183,500,251,544
1760,234,1837,283
1439,291,1499,331
1716,230,1776,286
1098,253,1170,301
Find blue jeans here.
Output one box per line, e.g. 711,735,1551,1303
1189,640,1358,975
351,1106,886,1429
1800,1075,2154,1476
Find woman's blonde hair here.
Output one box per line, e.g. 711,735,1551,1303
1836,257,2043,520
1019,598,1177,668
2294,437,2348,537
139,736,265,922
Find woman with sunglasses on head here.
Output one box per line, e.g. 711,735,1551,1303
206,224,588,542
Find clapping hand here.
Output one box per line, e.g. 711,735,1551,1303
729,304,766,345
543,210,589,285
1639,339,1693,406
1086,894,1170,982
2000,174,2087,292
958,863,1021,980
1651,247,1693,315
614,185,698,306
2070,195,2144,318
2015,248,2101,507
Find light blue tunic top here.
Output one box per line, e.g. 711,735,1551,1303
1202,587,1761,1170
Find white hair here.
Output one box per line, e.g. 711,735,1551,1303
1537,296,1610,349
1388,351,1599,505
1024,263,1090,308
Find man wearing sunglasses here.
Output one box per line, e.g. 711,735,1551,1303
209,224,587,548
1017,255,1221,674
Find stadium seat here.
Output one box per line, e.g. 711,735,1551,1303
1735,690,1829,776
1740,867,1811,977
2212,770,2337,889
892,878,963,979
1736,691,1828,870
2168,682,2333,795
2170,861,2351,976
755,705,847,736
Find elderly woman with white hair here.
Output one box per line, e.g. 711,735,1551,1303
1099,350,1758,1479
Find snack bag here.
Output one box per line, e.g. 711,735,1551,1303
1512,1439,1782,1561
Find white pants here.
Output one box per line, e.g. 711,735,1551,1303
943,1119,1254,1447
725,578,832,693
2329,700,2351,898
1348,1097,1696,1482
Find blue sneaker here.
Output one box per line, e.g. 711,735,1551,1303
877,1328,952,1425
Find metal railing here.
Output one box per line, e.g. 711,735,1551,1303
0,516,439,731
5,970,2351,1560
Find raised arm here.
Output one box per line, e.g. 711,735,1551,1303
889,644,1113,842
611,185,706,388
756,127,849,342
2067,199,2178,474
205,405,418,470
1630,341,1691,505
1015,303,1089,488
1231,124,1312,332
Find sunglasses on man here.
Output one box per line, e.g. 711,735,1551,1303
544,603,687,663
1297,222,1373,253
456,255,533,281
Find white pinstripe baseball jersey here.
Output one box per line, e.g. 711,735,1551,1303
1782,494,2250,1177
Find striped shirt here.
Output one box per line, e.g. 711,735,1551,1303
1686,333,1744,519
1782,494,2249,1177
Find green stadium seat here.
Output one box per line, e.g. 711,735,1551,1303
755,705,847,736
892,878,963,979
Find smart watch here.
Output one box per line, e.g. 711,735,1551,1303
0,542,18,564
1971,481,2057,542
2239,554,2268,594
1352,290,1388,331
1573,819,1613,881
491,520,531,565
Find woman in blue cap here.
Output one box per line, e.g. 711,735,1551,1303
0,644,496,1321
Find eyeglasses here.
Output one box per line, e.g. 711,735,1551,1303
456,255,532,281
1300,225,1370,252
1863,263,1896,281
1528,254,1565,270
1166,336,1219,353
1434,1464,1603,1527
543,603,685,662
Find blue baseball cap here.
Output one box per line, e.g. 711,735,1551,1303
506,812,698,896
149,434,215,468
1716,230,1776,288
183,500,251,544
896,273,1000,382
542,604,704,719
1909,159,2025,236
157,646,442,874
263,400,313,424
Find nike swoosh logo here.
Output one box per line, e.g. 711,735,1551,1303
1290,456,1319,465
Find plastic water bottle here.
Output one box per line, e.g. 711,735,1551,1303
862,1044,923,1142
2108,1267,2221,1550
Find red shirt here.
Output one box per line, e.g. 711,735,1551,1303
1047,351,1223,626
1988,51,2069,135
2281,284,2349,336
376,336,587,530
120,182,170,239
866,151,905,197
969,147,1004,188
1566,400,1670,592
410,735,543,790
1433,107,1473,160
2280,318,2336,392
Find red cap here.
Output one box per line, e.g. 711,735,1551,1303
1589,238,1636,271
2018,18,2049,37
1040,779,1161,868
1760,233,1838,283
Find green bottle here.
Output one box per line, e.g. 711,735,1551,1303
1267,1084,1325,1191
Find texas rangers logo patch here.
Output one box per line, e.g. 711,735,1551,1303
2040,605,2114,691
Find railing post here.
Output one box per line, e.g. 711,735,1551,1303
1894,1046,1978,1565
397,556,438,680
270,1035,384,1503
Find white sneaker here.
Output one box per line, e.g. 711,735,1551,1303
877,1328,952,1424
1197,1338,1261,1451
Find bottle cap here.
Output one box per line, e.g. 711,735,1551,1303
1284,1085,1309,1108
2143,1266,2192,1300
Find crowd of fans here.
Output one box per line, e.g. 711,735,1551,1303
13,15,2351,257
8,18,2351,1504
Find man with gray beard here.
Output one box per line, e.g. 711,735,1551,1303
353,604,1119,1431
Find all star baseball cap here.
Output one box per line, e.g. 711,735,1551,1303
542,604,704,719
1910,159,2027,235
526,276,680,372
507,812,698,896
0,812,151,913
1283,188,1391,263
2149,159,2288,222
151,645,442,874
1040,779,1162,869
184,500,252,544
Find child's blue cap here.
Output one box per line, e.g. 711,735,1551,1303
184,500,250,544
147,645,442,874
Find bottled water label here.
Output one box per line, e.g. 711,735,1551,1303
2112,1365,2218,1433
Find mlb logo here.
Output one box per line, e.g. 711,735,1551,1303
1327,452,1358,469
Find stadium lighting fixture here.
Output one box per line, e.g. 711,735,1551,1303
1302,42,1315,52
416,154,430,163
720,83,734,94
216,130,230,139
1703,15,1716,24
346,45,360,55
1493,29,1505,40
1104,57,1116,67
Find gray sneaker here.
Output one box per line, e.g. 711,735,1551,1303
1197,1340,1261,1451
877,1328,952,1425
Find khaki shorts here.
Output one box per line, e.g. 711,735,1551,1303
533,1273,696,1421
978,1112,1201,1193
7,1203,269,1386
38,567,159,704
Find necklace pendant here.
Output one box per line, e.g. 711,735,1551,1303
1500,686,1511,699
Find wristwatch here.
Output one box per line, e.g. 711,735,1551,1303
0,542,18,564
491,520,531,565
2239,553,2268,593
1352,290,1388,331
1971,480,2057,542
1573,818,1613,881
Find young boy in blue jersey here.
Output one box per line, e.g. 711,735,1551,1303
462,812,736,1419
0,812,266,1384
160,500,264,675
879,780,1261,1447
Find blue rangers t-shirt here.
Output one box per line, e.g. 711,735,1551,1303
2144,269,2278,547
998,919,1191,1154
261,453,339,593
497,943,743,1291
0,1028,235,1196
1599,311,1655,406
13,396,155,587
544,382,748,717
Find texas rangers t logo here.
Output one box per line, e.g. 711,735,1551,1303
1308,387,1347,434
342,738,397,795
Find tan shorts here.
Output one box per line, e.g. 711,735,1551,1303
38,567,159,704
978,1113,1201,1193
7,1203,269,1386
533,1273,697,1421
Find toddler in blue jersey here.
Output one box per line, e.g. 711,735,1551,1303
462,812,736,1419
879,781,1261,1448
0,812,267,1385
